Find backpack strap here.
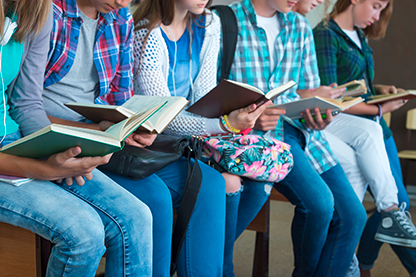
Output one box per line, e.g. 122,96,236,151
210,5,238,82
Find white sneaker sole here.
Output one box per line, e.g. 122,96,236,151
375,233,416,248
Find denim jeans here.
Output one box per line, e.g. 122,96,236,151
0,170,152,277
223,179,273,277
102,157,226,277
274,123,367,277
357,136,416,275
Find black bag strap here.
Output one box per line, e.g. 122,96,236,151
170,138,203,276
210,5,238,82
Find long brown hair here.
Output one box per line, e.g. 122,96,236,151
0,0,51,43
329,0,393,39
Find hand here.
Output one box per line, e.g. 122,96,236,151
311,83,345,99
45,147,112,186
225,101,272,131
374,84,404,95
380,99,407,114
125,132,157,148
254,104,286,132
300,108,334,131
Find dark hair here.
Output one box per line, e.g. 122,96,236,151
329,0,393,39
0,0,51,43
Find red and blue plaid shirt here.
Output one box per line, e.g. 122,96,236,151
44,0,134,106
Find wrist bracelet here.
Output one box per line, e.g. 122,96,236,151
377,104,382,118
220,115,241,133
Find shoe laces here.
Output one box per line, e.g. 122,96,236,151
395,203,416,236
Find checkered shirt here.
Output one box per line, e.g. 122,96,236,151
217,0,338,173
44,0,134,106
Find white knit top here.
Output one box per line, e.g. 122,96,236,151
133,10,225,136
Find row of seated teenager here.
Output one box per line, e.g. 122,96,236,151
0,0,415,276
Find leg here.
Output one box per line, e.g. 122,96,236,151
317,164,367,277
326,114,398,211
274,124,335,277
102,170,173,277
323,130,368,202
155,158,226,277
0,172,152,277
59,169,153,277
222,173,242,277
358,136,416,274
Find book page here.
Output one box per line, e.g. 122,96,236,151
367,90,416,104
226,79,264,95
266,80,297,100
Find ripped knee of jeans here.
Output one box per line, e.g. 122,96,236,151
264,184,272,195
226,185,244,196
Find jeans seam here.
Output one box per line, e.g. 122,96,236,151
61,186,128,277
325,200,342,277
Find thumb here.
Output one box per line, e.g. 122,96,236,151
243,103,257,113
329,82,338,88
54,147,81,165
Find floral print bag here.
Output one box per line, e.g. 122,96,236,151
201,134,294,182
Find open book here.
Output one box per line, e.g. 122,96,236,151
186,80,297,118
0,174,32,186
337,79,367,97
366,90,416,104
65,95,189,134
269,96,364,120
1,101,166,159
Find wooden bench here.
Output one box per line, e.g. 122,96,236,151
0,222,44,277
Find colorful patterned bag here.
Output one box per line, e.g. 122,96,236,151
201,134,294,182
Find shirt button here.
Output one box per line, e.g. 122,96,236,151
75,36,78,40
66,65,70,69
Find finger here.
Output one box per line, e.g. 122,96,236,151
54,147,82,165
313,109,326,129
84,172,94,181
55,178,63,184
302,109,318,130
125,138,146,148
332,88,345,98
390,86,398,94
243,103,258,113
324,109,333,124
265,107,286,115
329,82,338,87
74,176,85,186
65,177,74,186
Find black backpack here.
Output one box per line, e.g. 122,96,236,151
210,5,238,81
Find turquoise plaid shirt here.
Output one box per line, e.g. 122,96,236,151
217,0,338,173
314,18,392,140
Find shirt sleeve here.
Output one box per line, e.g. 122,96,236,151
98,14,134,106
313,26,340,86
298,24,321,90
8,8,53,136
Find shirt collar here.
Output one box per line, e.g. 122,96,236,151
61,0,117,24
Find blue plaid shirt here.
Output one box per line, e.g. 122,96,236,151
45,0,134,106
218,0,338,173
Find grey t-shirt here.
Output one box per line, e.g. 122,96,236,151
43,11,99,121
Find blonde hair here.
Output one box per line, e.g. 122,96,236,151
0,0,51,43
328,0,393,39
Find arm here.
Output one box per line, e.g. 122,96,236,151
8,9,53,136
0,148,111,186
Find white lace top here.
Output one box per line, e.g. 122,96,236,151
133,11,225,136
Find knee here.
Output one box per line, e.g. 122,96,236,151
223,173,242,194
302,193,335,224
54,213,106,256
357,119,383,143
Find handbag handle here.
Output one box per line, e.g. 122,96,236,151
170,138,203,276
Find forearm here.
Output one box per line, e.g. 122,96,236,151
48,115,101,130
297,89,314,99
343,102,379,116
0,153,54,179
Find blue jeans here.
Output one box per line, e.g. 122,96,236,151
223,179,273,277
274,123,367,277
102,157,226,277
357,136,416,275
0,171,152,277
0,131,152,276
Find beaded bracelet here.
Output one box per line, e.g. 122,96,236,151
220,115,241,133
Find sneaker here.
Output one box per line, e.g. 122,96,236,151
375,202,416,248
